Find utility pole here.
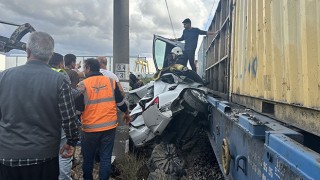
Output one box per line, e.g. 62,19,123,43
113,0,130,92
113,0,130,159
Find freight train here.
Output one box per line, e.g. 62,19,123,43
198,0,320,179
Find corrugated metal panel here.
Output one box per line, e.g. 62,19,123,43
205,0,232,99
232,0,320,108
197,37,207,78
230,0,320,135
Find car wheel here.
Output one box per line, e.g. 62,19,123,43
183,89,208,113
148,143,185,176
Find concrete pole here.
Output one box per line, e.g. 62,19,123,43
112,1,130,159
113,0,130,92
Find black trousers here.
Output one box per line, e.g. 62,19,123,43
0,157,59,180
184,50,196,72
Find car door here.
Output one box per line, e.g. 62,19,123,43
152,35,184,72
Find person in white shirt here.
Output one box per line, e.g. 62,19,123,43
97,56,125,95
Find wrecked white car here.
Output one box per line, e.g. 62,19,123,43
129,35,210,149
128,35,212,178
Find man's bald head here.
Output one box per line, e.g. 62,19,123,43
97,56,107,69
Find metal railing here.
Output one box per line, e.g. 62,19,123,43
3,55,151,73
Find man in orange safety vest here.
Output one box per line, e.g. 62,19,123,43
76,58,130,180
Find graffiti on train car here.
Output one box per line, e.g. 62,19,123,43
248,57,258,77
239,56,258,79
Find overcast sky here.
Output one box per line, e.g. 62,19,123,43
0,0,217,58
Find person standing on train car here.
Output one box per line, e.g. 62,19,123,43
172,18,218,72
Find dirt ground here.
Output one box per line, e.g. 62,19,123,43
71,147,101,180
71,130,224,180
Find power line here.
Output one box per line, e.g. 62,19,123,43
0,20,20,27
164,0,176,38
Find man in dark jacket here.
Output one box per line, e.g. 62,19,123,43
64,54,80,89
172,18,218,72
0,31,79,180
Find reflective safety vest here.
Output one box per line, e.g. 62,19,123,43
51,68,64,73
80,75,117,132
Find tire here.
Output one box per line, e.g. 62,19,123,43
183,89,208,113
147,143,185,176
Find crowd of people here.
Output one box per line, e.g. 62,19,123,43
0,31,130,180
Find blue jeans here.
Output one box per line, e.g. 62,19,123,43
81,128,116,180
59,137,73,180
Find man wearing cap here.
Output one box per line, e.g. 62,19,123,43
172,18,218,72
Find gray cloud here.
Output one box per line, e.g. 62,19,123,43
0,0,214,58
